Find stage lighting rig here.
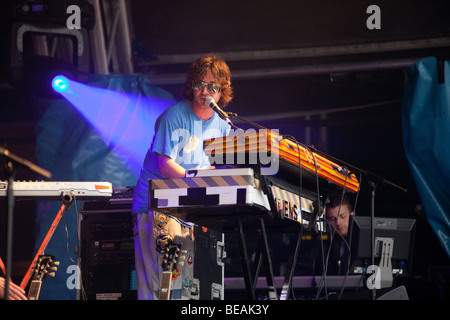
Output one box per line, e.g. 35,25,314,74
20,55,78,97
51,75,69,93
13,0,95,29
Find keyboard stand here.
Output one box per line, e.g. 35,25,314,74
234,218,278,300
279,225,303,300
234,217,304,300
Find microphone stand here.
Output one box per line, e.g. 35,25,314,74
0,147,52,180
306,145,407,194
3,160,16,301
226,113,408,195
1,146,51,300
226,112,270,131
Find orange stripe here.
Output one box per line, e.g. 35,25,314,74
204,131,360,192
95,184,111,190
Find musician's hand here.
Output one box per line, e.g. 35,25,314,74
0,277,27,300
155,153,186,178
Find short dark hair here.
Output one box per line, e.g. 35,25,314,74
327,191,353,212
183,55,233,108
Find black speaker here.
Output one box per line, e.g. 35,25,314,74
377,285,409,300
80,201,136,300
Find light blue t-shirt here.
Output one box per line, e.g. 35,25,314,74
131,99,231,217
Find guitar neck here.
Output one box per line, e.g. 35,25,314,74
158,239,184,300
158,271,173,300
28,280,42,300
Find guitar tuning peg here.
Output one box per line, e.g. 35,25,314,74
178,261,184,267
48,272,56,277
53,261,60,266
51,266,58,271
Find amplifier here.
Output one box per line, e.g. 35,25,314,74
90,239,134,266
80,201,136,300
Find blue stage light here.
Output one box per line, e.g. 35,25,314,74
52,75,70,92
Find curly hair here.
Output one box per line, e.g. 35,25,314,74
183,55,233,108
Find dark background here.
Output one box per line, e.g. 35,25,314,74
1,0,449,299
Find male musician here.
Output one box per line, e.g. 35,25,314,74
132,55,233,300
322,191,355,275
325,191,355,238
296,191,355,276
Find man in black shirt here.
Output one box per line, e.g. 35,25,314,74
296,191,355,276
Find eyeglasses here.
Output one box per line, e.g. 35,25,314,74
192,81,221,94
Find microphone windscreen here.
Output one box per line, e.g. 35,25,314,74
205,96,215,107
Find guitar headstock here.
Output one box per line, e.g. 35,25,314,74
28,255,59,300
160,236,186,273
32,255,59,282
158,236,187,300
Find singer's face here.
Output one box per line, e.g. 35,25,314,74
192,70,222,110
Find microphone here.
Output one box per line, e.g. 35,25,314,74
205,96,232,125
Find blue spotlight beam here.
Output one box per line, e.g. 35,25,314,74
51,76,174,177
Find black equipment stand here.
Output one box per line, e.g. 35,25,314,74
233,218,303,300
1,146,51,300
